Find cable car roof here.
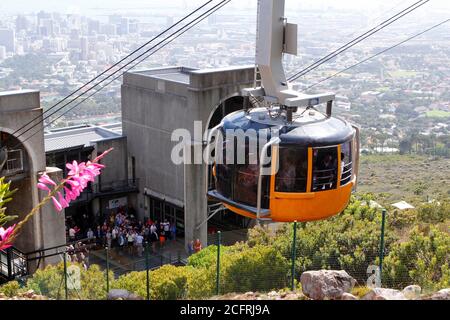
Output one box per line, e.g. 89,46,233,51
220,108,354,147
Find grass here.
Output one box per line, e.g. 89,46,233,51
358,154,450,203
426,110,450,118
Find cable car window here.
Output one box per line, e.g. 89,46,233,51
340,141,352,186
234,140,259,206
312,147,338,192
215,140,232,198
275,147,308,193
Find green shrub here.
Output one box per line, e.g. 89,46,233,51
113,265,196,300
247,197,397,285
25,262,110,300
416,202,450,224
219,245,289,294
0,280,22,297
383,227,450,291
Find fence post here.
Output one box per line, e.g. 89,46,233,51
63,250,68,300
291,221,297,291
105,246,110,294
216,231,221,296
145,242,150,301
379,209,387,287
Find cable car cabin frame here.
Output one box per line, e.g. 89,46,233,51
207,106,361,223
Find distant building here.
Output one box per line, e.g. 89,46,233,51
0,29,15,53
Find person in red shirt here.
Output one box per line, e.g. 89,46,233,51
193,239,202,253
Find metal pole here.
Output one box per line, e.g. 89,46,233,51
216,231,221,296
291,221,297,291
63,250,68,300
105,246,110,294
145,242,150,300
379,209,387,286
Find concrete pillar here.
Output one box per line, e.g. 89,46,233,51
183,143,208,253
36,167,66,269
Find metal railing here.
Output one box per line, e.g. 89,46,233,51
94,179,139,194
0,247,28,282
2,149,24,176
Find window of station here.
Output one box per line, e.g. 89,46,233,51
275,147,308,193
312,147,338,192
340,141,353,186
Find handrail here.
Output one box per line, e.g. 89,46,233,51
257,137,280,222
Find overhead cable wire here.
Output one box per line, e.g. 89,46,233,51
303,18,450,91
14,0,230,143
11,0,214,140
287,0,430,82
16,0,231,147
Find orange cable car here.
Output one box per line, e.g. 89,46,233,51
207,104,360,223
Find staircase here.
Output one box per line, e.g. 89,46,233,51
0,247,28,284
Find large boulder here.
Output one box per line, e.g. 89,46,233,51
107,289,143,300
361,288,407,300
421,288,450,300
300,270,356,300
402,285,421,300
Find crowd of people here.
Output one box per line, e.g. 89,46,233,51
66,206,178,258
65,242,91,270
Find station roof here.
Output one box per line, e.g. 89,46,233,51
44,123,122,153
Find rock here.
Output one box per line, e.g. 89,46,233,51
403,285,421,299
341,293,358,300
107,289,143,300
423,288,450,300
361,288,407,300
300,270,356,300
23,290,35,298
244,291,254,296
267,291,278,297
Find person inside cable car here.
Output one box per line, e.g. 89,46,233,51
276,154,296,192
313,149,338,191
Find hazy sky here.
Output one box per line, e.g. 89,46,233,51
0,0,449,15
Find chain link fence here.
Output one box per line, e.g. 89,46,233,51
3,209,447,299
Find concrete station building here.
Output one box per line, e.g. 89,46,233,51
0,65,257,273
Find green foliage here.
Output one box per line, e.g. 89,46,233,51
248,196,396,284
383,227,450,291
389,209,416,229
0,280,22,297
0,176,18,226
219,245,289,294
416,202,450,224
25,263,110,300
113,265,195,300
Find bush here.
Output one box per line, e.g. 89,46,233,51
0,280,22,297
247,197,397,285
416,202,450,224
383,227,450,291
219,245,289,294
25,263,110,300
113,265,196,300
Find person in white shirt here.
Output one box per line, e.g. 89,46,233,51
87,228,94,240
135,233,144,257
69,227,76,241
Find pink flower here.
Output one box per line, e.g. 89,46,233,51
39,173,56,186
36,148,113,212
37,183,50,192
66,160,87,177
93,148,113,163
0,225,15,251
51,196,63,212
